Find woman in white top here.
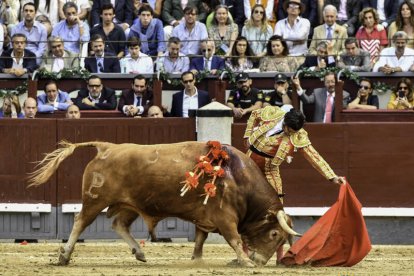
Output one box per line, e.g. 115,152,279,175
241,4,273,57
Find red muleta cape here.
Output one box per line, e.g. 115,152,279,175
281,182,371,267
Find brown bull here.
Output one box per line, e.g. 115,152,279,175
28,141,300,267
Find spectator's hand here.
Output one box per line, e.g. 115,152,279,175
380,64,393,74
317,59,326,70
66,100,73,105
82,97,94,107
2,68,13,74
210,69,218,75
291,76,301,88
326,40,334,54
127,105,138,116
232,107,243,118
120,23,129,31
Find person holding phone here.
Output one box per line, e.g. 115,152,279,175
387,77,414,110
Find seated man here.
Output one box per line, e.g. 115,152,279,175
37,80,72,113
338,37,371,72
90,3,126,58
263,73,293,107
23,97,38,119
120,37,154,74
170,71,211,117
84,34,121,73
91,0,133,31
0,33,38,76
147,105,164,118
373,31,414,73
40,36,80,72
190,39,225,74
128,4,165,57
52,2,90,54
155,36,190,73
299,41,336,71
293,72,350,123
118,75,153,117
226,72,263,119
66,105,81,119
74,75,117,110
347,78,379,110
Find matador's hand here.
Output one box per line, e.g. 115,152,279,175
331,176,346,185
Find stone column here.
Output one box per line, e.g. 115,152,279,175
196,102,233,145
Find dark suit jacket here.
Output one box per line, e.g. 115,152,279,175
170,89,211,117
325,0,361,28
363,0,398,25
189,56,225,71
84,53,121,73
0,49,38,73
91,0,134,26
117,89,154,116
299,55,336,69
74,87,117,110
277,0,318,26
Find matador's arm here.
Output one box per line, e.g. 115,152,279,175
300,144,337,180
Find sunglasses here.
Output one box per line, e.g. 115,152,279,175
202,49,213,52
399,86,408,90
185,12,197,16
182,79,194,84
254,10,264,14
359,85,370,90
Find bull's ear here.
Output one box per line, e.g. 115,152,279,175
265,210,278,222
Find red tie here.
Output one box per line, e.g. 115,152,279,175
325,94,333,123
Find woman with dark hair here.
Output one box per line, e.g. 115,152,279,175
387,78,414,110
388,0,414,49
241,4,273,57
347,78,379,110
207,5,238,56
0,94,24,118
259,35,298,72
355,7,388,64
225,36,255,71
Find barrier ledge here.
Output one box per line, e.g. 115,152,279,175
0,203,51,213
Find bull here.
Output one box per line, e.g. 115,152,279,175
28,141,300,267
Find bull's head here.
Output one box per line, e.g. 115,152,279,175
242,210,300,265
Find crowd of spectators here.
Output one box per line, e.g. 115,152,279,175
1,0,414,120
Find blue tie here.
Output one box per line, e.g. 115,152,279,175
327,26,333,40
97,60,103,73
136,96,142,106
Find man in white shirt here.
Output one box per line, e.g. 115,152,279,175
120,36,154,74
373,31,414,73
274,0,310,56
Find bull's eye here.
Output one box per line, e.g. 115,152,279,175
270,230,279,240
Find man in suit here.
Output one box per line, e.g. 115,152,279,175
0,33,38,76
338,37,371,71
91,0,134,31
293,72,350,123
190,39,225,74
299,41,336,70
308,4,348,56
84,34,121,73
118,75,153,117
170,71,211,117
362,0,399,29
74,75,117,110
40,36,80,72
37,80,72,113
324,0,362,36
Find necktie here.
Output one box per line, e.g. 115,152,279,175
97,60,103,73
325,94,333,123
136,96,142,107
204,58,209,71
327,26,333,40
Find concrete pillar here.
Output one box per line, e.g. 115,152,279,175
196,102,233,145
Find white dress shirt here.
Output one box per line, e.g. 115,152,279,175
182,88,199,117
373,47,414,72
274,17,310,56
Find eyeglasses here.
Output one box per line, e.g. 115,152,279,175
288,4,300,9
185,12,197,16
399,86,408,90
359,85,370,90
202,49,213,52
182,79,194,84
254,10,264,15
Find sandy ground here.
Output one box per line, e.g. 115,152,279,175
0,241,413,276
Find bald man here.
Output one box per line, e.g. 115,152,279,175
147,105,164,118
66,105,81,119
23,97,37,118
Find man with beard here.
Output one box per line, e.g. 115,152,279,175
373,31,414,73
294,72,350,123
37,80,72,113
118,74,153,117
85,34,121,73
155,37,190,73
263,73,292,108
74,75,117,110
226,72,263,119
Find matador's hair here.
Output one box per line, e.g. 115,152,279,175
284,109,305,131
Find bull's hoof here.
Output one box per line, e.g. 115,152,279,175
57,247,70,266
134,252,147,262
239,259,256,267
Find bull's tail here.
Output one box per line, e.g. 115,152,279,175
27,140,111,188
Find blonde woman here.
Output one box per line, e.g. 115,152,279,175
0,94,23,118
241,4,273,57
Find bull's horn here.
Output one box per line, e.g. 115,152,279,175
276,210,301,237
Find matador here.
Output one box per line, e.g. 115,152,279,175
244,106,345,201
